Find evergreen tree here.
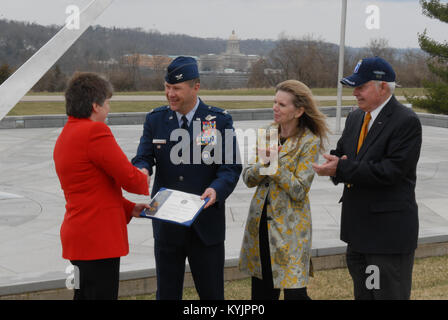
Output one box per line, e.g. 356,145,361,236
408,0,448,114
0,63,12,85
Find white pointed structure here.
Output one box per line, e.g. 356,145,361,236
0,0,114,121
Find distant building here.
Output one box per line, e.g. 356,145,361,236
119,31,258,75
198,31,259,73
93,58,118,66
121,54,199,70
121,54,174,70
117,32,259,88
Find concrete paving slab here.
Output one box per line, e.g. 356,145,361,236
0,117,447,296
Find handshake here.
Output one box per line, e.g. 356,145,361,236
138,167,150,180
132,167,152,218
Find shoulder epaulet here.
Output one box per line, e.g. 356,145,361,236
148,105,170,114
205,105,229,116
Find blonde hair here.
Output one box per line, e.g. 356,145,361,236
275,80,329,153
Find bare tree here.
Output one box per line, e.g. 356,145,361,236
247,58,271,88
264,36,339,87
364,38,395,62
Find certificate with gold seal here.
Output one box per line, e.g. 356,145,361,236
140,188,209,226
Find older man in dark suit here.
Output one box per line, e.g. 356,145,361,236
313,57,422,300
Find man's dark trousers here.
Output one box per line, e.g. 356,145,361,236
154,228,224,300
346,246,415,300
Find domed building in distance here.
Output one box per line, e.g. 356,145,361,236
198,30,259,73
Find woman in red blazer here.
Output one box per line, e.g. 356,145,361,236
53,72,150,300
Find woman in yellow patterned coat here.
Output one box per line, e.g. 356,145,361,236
239,80,329,300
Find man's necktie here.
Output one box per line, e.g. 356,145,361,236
181,115,188,130
179,116,189,158
357,112,371,153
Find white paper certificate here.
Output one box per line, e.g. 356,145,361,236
141,188,208,225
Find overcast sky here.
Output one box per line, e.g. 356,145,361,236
0,0,446,48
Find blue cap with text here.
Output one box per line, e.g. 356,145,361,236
340,56,396,87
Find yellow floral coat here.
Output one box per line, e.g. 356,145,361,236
239,125,319,289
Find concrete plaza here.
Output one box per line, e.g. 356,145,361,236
0,117,447,298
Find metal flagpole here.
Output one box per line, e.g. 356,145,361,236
0,0,115,121
336,0,347,134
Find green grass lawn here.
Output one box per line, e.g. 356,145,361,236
7,100,427,116
8,99,427,116
122,254,448,300
8,88,427,116
7,100,362,116
25,87,425,97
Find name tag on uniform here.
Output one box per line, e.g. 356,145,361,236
152,139,167,144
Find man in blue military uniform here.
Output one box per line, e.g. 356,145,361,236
132,56,242,300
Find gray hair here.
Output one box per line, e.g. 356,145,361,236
373,80,396,94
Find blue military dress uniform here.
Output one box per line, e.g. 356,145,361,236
132,95,242,299
133,100,241,245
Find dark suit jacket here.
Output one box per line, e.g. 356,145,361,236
331,96,422,254
132,99,242,246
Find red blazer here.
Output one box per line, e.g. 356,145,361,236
53,117,149,260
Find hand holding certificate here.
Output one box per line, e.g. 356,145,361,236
140,188,209,226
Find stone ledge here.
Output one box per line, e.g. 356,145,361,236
1,108,446,129
1,240,447,300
